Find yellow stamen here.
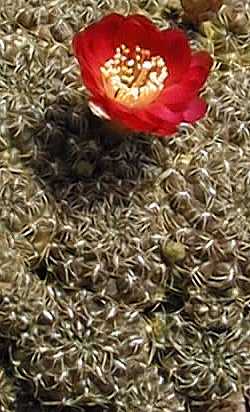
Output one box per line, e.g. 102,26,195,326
100,44,168,109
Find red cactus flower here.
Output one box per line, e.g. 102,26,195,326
73,13,213,137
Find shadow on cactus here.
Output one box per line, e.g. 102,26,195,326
26,101,161,212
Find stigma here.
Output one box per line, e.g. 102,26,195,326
100,44,168,108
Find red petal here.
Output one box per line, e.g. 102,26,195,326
145,103,183,136
190,51,213,72
148,104,183,124
126,14,161,32
73,14,124,66
90,95,179,136
158,50,213,110
158,83,196,111
160,29,191,83
110,106,156,132
181,66,209,92
115,14,160,52
183,51,213,90
73,14,124,94
183,97,207,123
78,63,102,95
90,96,156,133
105,99,179,136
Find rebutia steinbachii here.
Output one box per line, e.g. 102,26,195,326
1,0,250,411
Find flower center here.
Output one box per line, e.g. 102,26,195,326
100,44,168,109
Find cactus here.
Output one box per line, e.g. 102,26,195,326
1,0,250,411
0,368,15,412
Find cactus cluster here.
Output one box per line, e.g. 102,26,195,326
1,0,250,411
0,368,15,412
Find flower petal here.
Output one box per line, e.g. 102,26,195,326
160,29,191,83
158,52,213,110
73,14,124,67
154,123,178,137
158,83,196,111
73,14,124,94
77,62,102,96
148,104,183,124
145,103,183,136
184,51,213,89
110,106,156,132
73,13,213,136
183,97,207,123
114,14,160,52
191,51,213,72
90,96,156,133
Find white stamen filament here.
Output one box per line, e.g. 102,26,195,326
100,44,168,109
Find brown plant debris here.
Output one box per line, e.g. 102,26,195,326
181,0,224,24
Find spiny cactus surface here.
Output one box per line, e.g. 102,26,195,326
1,0,250,411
